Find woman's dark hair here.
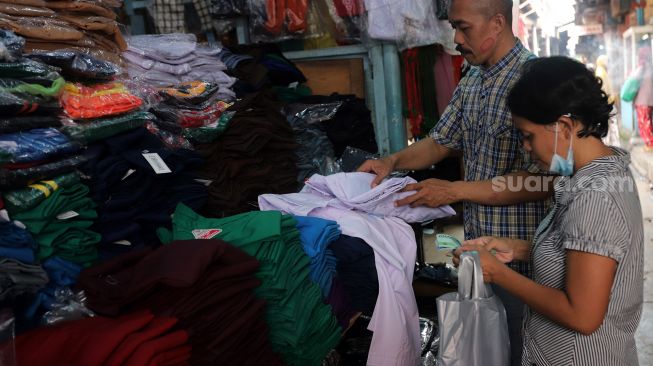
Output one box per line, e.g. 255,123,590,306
507,56,613,138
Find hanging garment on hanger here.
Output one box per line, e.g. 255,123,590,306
262,0,309,34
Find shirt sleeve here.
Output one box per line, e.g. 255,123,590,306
561,191,629,262
429,83,464,150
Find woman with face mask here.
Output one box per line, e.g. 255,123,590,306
454,56,644,366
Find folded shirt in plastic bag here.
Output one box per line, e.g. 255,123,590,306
0,128,81,164
3,172,80,215
27,51,119,81
0,29,24,62
0,90,60,117
159,81,220,105
61,82,143,120
0,153,90,189
0,115,61,134
0,58,62,86
152,100,232,128
61,111,156,143
1,77,65,98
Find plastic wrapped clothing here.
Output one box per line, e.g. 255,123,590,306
0,153,90,190
0,29,24,62
12,183,100,265
3,172,80,215
297,94,377,157
0,58,61,86
0,77,65,98
182,111,234,144
0,89,61,117
159,81,220,106
27,51,119,81
0,258,48,302
151,100,232,128
15,310,191,366
0,128,81,164
286,107,336,183
252,0,309,35
77,239,284,366
211,0,247,17
24,257,84,320
125,34,237,94
60,111,156,143
144,121,194,150
157,206,341,366
60,82,143,120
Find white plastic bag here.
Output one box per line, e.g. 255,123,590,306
436,251,510,366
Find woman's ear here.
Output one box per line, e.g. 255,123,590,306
557,115,577,139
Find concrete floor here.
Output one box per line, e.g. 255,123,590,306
423,155,653,365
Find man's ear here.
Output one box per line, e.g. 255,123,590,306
491,13,507,34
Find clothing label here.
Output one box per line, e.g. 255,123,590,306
57,211,79,220
192,229,222,239
122,169,136,181
142,153,172,174
114,240,132,246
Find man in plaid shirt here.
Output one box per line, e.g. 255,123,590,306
359,0,551,364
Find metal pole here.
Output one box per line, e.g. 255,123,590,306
369,44,391,156
382,43,407,154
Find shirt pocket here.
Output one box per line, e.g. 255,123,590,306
478,123,520,174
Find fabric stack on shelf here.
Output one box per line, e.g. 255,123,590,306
0,0,127,65
124,33,237,94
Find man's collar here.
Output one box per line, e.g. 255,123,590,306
480,39,525,79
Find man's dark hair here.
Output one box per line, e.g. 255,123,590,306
507,56,613,139
451,0,514,25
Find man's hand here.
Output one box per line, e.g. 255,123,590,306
357,157,396,187
395,178,461,208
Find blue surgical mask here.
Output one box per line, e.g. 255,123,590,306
549,121,574,176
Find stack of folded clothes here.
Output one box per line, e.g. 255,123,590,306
124,33,237,96
0,31,91,189
194,91,299,217
0,0,127,65
150,81,234,145
16,310,192,366
80,127,207,257
77,239,284,365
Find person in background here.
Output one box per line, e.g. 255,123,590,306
455,56,643,366
634,46,653,149
595,55,621,147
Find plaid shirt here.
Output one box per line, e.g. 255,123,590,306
430,41,550,275
153,0,214,34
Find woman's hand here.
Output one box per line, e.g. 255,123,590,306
453,244,507,283
453,236,518,265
